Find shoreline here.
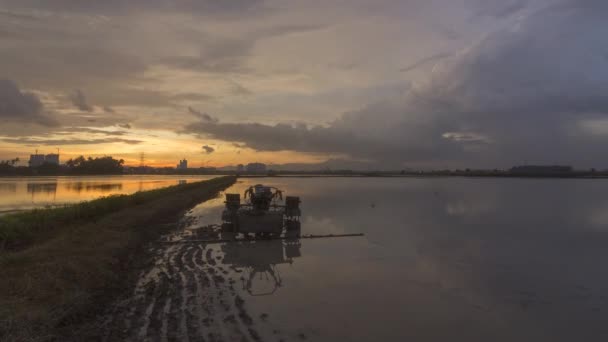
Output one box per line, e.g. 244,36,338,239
0,176,236,341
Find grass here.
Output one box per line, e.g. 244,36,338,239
0,176,236,341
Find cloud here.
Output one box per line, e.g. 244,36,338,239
69,89,94,112
4,0,608,168
470,0,530,18
188,107,217,123
162,37,255,73
399,52,452,73
117,123,131,129
202,145,215,154
442,132,491,144
184,103,443,164
0,79,58,126
162,24,325,73
1,137,143,145
229,80,252,96
172,93,215,102
53,127,128,136
185,0,608,168
103,106,115,113
0,0,266,16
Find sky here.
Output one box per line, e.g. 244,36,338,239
1,0,607,169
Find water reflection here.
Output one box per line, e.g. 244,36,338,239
64,182,123,193
27,182,57,194
182,177,608,341
181,221,303,296
0,175,214,212
0,183,17,193
221,231,302,296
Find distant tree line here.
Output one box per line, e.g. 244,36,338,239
65,156,124,174
0,158,21,175
0,156,125,176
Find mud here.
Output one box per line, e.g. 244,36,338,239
100,223,296,342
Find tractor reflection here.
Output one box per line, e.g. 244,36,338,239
220,229,301,296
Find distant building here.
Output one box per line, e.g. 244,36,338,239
29,154,45,167
236,164,245,173
45,154,59,165
29,153,59,167
246,162,267,173
510,165,573,174
177,159,188,170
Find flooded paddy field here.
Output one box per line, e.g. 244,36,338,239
103,177,608,341
0,175,215,213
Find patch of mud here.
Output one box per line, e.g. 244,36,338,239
100,224,295,342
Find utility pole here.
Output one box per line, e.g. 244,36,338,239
140,152,145,167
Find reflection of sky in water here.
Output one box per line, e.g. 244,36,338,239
185,177,608,341
0,175,214,212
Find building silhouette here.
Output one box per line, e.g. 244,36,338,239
44,154,60,165
176,159,188,170
29,152,60,167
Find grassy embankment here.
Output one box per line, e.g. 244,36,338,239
0,176,236,341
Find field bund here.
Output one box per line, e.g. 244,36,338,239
0,176,236,341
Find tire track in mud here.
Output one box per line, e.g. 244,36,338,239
102,238,270,342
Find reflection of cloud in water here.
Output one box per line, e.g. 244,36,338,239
588,204,608,230
302,216,345,235
445,200,494,217
161,177,608,341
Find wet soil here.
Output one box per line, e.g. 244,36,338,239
98,225,288,342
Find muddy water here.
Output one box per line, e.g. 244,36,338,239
0,175,215,212
105,177,608,341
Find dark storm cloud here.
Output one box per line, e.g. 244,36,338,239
0,79,58,126
1,137,143,145
184,104,453,163
69,89,94,112
185,0,608,167
188,107,217,123
202,145,215,154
